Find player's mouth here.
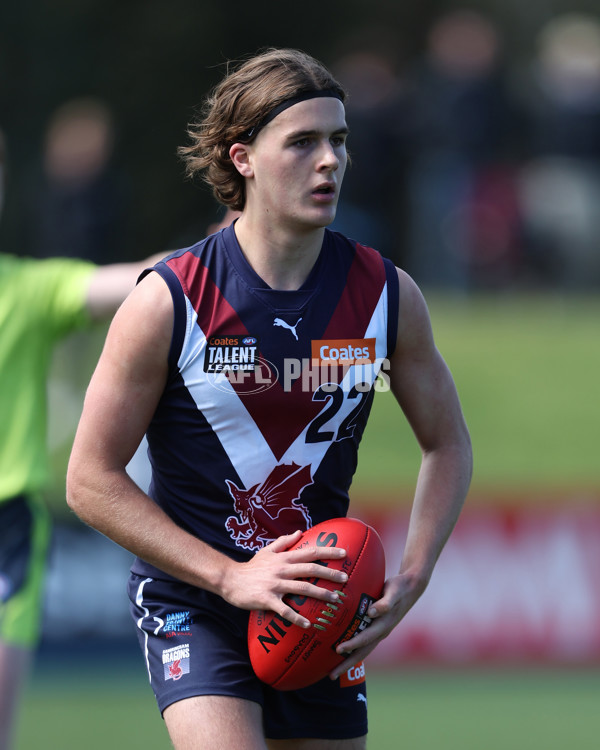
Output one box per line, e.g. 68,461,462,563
312,182,336,202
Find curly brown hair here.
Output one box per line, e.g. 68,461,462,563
178,48,346,211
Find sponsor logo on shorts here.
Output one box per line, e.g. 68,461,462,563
311,339,376,366
340,661,366,687
164,610,192,638
162,644,191,681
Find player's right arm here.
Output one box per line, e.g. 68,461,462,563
66,271,346,627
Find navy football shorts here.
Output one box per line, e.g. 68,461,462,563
127,573,369,740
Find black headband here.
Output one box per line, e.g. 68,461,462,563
241,88,343,142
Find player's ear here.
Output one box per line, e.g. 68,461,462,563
229,143,253,178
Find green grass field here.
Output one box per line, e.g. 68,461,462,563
352,292,600,502
25,292,599,749
17,665,600,749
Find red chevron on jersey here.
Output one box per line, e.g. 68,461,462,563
167,253,248,338
166,253,322,462
232,243,388,460
134,227,399,566
321,242,387,340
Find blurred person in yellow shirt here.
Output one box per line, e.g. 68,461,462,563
0,126,163,750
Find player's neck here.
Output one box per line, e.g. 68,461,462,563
233,215,324,291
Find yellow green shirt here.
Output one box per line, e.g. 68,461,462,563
0,254,96,501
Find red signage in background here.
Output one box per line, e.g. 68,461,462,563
356,500,600,665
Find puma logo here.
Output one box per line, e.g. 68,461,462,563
273,317,302,341
357,693,367,706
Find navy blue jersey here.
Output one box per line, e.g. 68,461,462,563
132,223,398,577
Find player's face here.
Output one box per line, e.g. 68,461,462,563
248,97,348,231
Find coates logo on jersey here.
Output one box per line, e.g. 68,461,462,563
311,339,376,366
340,661,366,688
224,462,313,551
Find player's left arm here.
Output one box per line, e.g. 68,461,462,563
331,267,473,677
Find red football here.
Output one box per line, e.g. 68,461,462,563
247,517,386,690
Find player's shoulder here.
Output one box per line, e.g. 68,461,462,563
396,267,428,309
393,268,436,355
157,225,230,280
160,234,214,265
324,228,394,283
325,228,379,257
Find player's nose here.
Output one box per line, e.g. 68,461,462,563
316,139,340,171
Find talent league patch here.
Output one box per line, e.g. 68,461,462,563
162,643,191,681
204,335,259,373
311,338,376,366
340,661,366,687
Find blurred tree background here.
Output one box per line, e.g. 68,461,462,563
2,0,599,262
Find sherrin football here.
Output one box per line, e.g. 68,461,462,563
248,517,386,690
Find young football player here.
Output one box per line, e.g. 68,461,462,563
67,48,472,750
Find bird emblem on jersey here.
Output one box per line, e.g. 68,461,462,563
225,462,313,551
273,316,302,340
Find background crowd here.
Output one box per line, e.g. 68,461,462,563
2,5,600,293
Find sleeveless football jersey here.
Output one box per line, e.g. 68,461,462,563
132,223,398,577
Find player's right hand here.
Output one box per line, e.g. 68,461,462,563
220,530,348,628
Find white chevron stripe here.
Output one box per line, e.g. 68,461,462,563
179,300,277,488
179,281,389,488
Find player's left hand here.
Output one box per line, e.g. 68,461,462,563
329,572,427,680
